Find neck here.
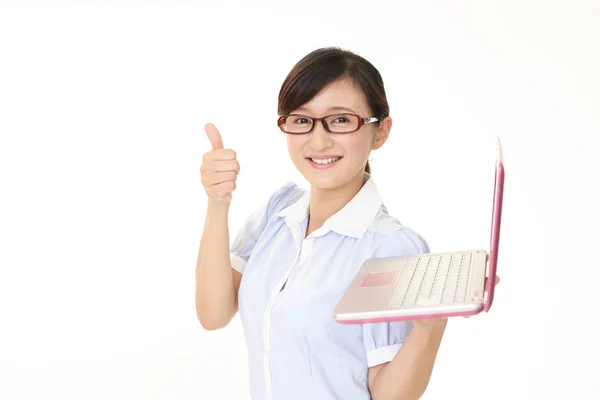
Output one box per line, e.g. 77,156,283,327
306,171,366,236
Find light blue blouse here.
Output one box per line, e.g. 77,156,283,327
230,175,430,400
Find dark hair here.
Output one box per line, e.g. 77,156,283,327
277,47,390,174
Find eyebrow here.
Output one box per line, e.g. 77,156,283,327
294,106,358,115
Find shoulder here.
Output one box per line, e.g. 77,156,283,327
367,205,430,258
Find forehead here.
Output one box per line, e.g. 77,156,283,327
293,79,369,115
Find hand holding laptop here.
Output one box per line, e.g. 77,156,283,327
412,275,501,328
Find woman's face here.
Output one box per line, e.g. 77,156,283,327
285,79,391,190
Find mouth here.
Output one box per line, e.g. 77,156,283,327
306,156,343,169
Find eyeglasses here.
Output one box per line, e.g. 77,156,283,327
277,113,381,134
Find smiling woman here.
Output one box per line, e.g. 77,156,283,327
196,47,450,400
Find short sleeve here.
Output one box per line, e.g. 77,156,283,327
362,227,430,367
362,320,414,367
229,182,299,274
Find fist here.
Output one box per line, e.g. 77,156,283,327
200,123,240,204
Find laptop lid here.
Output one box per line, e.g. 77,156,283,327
484,138,505,312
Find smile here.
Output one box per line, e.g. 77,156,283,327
306,156,343,169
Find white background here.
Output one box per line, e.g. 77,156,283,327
1,1,599,399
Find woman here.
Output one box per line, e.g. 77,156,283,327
196,47,488,400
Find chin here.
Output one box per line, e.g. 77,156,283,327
295,158,362,190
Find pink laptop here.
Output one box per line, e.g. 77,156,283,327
334,138,505,323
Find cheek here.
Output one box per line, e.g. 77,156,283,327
341,132,372,159
286,135,305,159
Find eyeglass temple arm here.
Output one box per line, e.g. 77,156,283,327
363,117,380,123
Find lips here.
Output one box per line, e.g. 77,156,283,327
308,156,342,164
306,155,343,169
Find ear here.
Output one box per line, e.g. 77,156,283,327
372,116,392,150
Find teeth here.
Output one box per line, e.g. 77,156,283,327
311,157,340,165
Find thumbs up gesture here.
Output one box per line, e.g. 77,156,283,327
200,123,240,205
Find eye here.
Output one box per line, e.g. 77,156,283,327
293,117,312,124
330,115,352,124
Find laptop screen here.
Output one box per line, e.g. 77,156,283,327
485,138,505,312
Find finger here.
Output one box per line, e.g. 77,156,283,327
204,149,236,161
203,160,240,173
205,123,224,150
203,171,237,185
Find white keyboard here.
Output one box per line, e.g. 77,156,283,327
389,252,473,308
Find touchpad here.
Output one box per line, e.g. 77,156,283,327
361,271,398,287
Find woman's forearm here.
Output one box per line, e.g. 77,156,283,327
370,321,447,400
195,202,236,330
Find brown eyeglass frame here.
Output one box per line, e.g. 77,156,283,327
277,113,381,134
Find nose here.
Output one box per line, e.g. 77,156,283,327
308,122,334,151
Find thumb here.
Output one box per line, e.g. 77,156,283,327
204,123,224,150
